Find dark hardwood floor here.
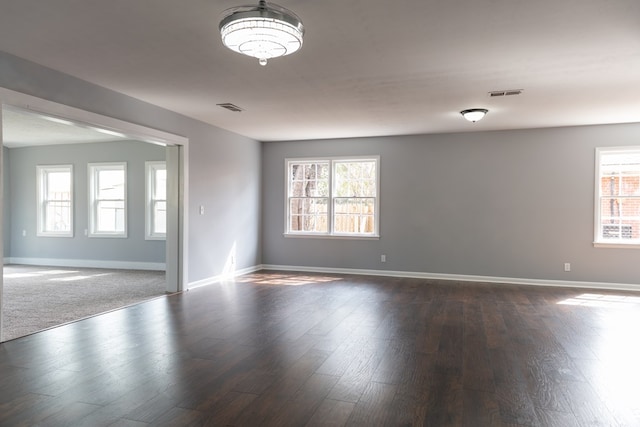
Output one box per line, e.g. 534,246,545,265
1,271,639,426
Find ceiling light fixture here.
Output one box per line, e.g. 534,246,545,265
460,108,489,123
219,0,304,66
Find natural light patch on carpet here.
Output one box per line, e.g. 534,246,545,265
49,273,113,282
235,273,342,286
558,293,640,308
4,269,79,279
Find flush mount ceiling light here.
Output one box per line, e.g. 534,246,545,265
460,108,489,123
219,0,304,66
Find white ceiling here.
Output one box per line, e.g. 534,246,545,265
0,0,638,142
2,108,126,148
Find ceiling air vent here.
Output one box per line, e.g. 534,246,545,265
489,89,523,97
217,103,243,112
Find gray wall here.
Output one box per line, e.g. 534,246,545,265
2,146,9,258
7,140,165,264
0,51,261,283
262,124,640,285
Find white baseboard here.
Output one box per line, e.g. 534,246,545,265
258,264,640,292
187,264,263,290
6,257,166,271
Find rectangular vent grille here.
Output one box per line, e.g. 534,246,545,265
217,103,243,112
489,89,523,97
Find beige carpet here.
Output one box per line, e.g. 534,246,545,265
2,264,167,341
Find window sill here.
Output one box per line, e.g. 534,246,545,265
145,235,166,241
37,233,74,238
593,242,640,249
284,233,380,241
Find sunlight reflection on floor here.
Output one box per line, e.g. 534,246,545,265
557,293,640,308
49,273,113,282
556,291,640,420
235,273,342,286
587,308,640,420
4,270,79,279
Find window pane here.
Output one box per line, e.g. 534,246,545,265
96,200,125,232
153,201,167,234
290,162,329,197
154,168,167,199
601,223,637,239
600,197,640,239
619,175,640,197
334,161,376,197
44,200,71,232
600,175,618,197
46,171,71,197
289,198,328,232
334,198,375,234
600,152,640,173
600,197,620,219
97,169,125,199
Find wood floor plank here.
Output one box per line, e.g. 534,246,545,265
265,373,339,426
345,381,398,426
0,393,53,425
370,338,412,385
199,391,259,425
122,392,179,424
305,398,355,427
490,347,541,426
103,420,149,427
1,394,101,427
534,407,582,427
37,401,102,427
462,388,503,427
560,380,622,427
326,337,389,403
150,407,206,427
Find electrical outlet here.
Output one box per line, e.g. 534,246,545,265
199,205,205,215
381,254,386,263
564,263,571,272
22,229,26,237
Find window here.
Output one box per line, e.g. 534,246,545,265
146,161,167,240
88,162,127,237
36,165,73,237
595,147,640,247
286,157,379,237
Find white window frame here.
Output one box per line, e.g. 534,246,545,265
88,162,127,238
594,146,640,248
285,156,380,239
36,164,74,237
145,161,167,240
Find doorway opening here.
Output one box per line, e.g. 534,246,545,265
0,89,188,342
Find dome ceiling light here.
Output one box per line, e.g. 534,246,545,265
219,0,305,66
460,108,489,123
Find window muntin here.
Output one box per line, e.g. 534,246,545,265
36,165,73,237
146,161,167,240
286,157,379,237
89,162,127,237
595,148,640,246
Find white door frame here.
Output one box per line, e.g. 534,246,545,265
0,88,189,341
